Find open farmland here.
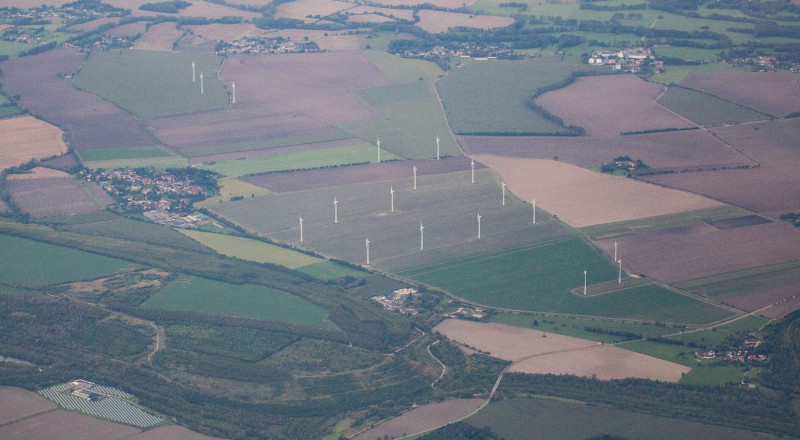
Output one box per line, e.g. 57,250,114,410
184,23,265,42
599,221,800,283
130,425,225,440
656,86,770,126
142,275,336,328
200,143,399,177
178,229,323,268
0,410,140,440
473,155,723,228
242,156,481,192
534,75,694,137
188,138,359,165
132,22,184,51
73,50,228,118
5,176,113,218
465,398,775,440
0,234,140,288
434,320,689,381
415,10,515,33
680,71,800,117
458,129,754,172
104,21,148,37
0,116,67,171
76,145,173,162
352,398,484,440
0,48,157,149
274,0,352,22
102,0,260,20
0,387,56,425
435,57,594,135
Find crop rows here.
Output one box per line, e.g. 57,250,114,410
39,384,163,428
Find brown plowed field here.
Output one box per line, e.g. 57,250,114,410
415,10,515,33
641,118,800,216
509,344,689,382
534,75,694,137
41,152,81,171
105,21,148,37
275,0,353,22
0,116,67,171
680,71,800,117
185,23,265,42
103,0,261,20
0,387,56,425
433,320,688,382
472,155,722,228
6,167,71,179
242,156,480,192
133,22,183,51
364,0,478,6
68,17,119,32
598,222,800,283
0,410,139,440
129,425,225,440
0,48,156,149
718,280,800,318
348,6,416,20
352,398,484,440
6,177,113,218
458,129,753,171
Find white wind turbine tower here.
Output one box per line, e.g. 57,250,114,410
471,159,475,184
192,61,196,82
231,81,236,104
390,186,395,213
334,197,338,224
299,216,303,242
365,238,370,265
618,260,622,284
532,199,536,224
477,214,481,239
583,270,587,295
502,182,507,206
614,242,618,263
200,73,205,95
377,138,381,163
436,136,440,160
413,166,417,191
420,223,424,250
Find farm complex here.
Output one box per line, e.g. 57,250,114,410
2,0,800,438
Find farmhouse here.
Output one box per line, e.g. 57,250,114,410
372,288,419,315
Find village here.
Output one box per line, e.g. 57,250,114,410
588,47,660,72
216,36,322,56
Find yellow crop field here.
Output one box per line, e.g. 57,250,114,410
0,116,67,171
178,229,322,269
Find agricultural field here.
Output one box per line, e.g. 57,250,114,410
274,0,352,22
464,397,776,440
414,10,515,33
5,176,113,218
75,145,173,162
490,312,679,343
458,129,754,172
65,216,211,251
81,157,190,170
599,221,800,284
0,387,55,425
0,116,67,171
648,62,741,85
200,143,399,177
0,48,157,149
435,57,596,135
680,71,800,118
132,22,184,51
656,86,770,126
141,274,336,328
534,75,693,137
473,155,723,228
102,0,261,20
73,50,228,118
0,410,140,440
199,177,271,205
178,229,322,268
0,233,141,288
352,398,484,440
6,167,69,179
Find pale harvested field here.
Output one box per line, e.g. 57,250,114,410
186,23,264,42
0,387,56,425
472,155,722,228
599,222,800,283
103,0,261,20
133,22,183,51
6,177,112,218
458,129,753,172
348,5,415,20
534,75,694,137
129,425,225,440
105,21,148,37
434,320,688,382
6,167,71,179
370,0,478,7
0,410,139,440
0,116,67,171
416,10,515,33
188,138,358,164
68,17,119,32
353,398,484,440
718,279,800,318
275,0,353,22
509,344,689,382
263,29,361,50
433,319,597,361
1,0,71,6
347,13,394,23
680,71,800,117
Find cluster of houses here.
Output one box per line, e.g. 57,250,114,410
695,337,766,363
216,36,322,55
85,169,207,214
144,210,211,228
402,44,524,64
372,288,420,315
588,47,657,72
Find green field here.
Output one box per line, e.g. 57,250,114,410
76,145,173,162
142,274,336,328
657,86,770,126
464,397,773,440
649,62,741,85
73,51,228,118
653,46,724,62
676,260,800,298
179,129,353,158
178,229,323,268
435,57,593,134
198,177,272,206
200,143,400,177
344,81,460,159
0,233,140,288
65,216,212,252
82,157,189,170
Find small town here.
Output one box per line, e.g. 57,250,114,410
216,36,322,55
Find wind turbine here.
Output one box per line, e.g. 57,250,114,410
618,260,622,284
390,186,395,213
192,61,196,82
377,138,381,163
471,159,475,184
366,238,370,265
420,223,424,250
413,166,417,191
200,72,205,95
583,270,587,296
477,214,481,239
502,182,507,206
334,197,338,224
436,136,440,160
532,199,536,224
299,216,303,242
614,242,618,263
231,81,236,104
